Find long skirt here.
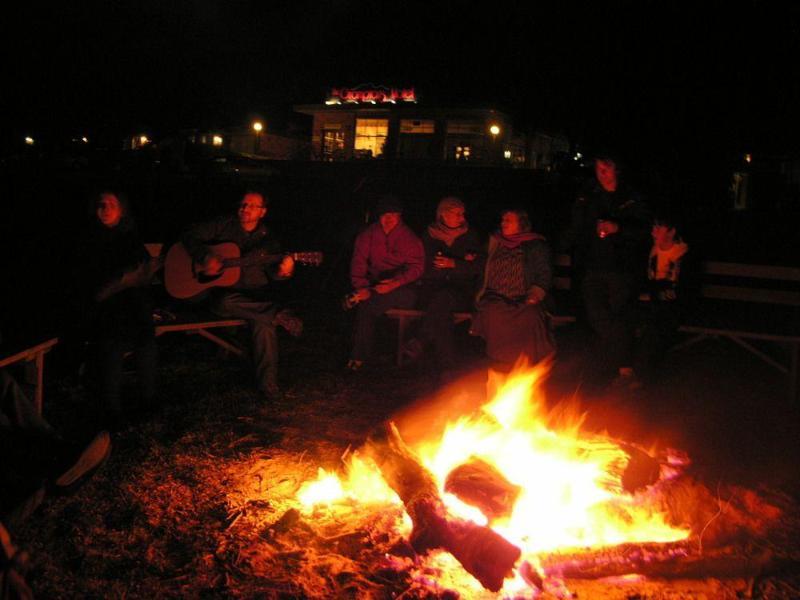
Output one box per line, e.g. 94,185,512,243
472,299,555,365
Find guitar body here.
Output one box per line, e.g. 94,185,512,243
165,242,241,299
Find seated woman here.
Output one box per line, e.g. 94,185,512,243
78,191,160,428
402,196,484,374
471,209,555,368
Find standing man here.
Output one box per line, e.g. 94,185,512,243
562,154,651,390
181,190,302,401
347,194,424,371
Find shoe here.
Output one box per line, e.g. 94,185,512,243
345,359,364,372
54,431,112,488
275,310,303,337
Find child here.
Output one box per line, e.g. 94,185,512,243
633,213,689,384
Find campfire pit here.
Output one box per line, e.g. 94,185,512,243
279,362,791,598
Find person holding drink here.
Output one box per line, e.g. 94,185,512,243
561,153,651,391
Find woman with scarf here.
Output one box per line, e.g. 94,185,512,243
402,197,484,375
472,208,555,367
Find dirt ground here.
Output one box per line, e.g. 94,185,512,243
11,305,800,599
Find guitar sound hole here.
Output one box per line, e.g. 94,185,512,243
197,273,222,284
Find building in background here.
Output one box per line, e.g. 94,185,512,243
294,84,568,168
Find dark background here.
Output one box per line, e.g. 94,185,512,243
2,1,799,346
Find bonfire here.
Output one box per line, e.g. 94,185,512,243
289,361,786,598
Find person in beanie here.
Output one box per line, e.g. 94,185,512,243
346,194,424,370
401,196,484,377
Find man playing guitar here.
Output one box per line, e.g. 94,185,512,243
181,190,302,401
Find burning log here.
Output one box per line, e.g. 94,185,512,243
539,540,776,580
444,457,521,521
366,423,521,592
619,443,661,493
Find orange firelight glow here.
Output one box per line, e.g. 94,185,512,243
296,362,690,594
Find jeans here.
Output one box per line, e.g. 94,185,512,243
212,290,279,393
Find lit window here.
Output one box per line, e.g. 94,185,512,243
354,119,388,158
400,119,435,134
212,135,223,147
454,145,472,160
504,150,512,159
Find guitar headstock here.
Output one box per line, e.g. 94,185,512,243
290,252,324,266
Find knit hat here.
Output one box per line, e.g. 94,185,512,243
436,196,464,220
375,194,403,216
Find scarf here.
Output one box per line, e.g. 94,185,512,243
428,221,468,247
492,231,543,249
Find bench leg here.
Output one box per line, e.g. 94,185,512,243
195,329,245,357
790,342,799,403
671,332,712,352
396,317,409,367
728,335,788,374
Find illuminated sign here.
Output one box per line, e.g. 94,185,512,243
326,85,416,105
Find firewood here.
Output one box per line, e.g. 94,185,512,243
444,457,521,521
539,540,776,580
366,423,521,592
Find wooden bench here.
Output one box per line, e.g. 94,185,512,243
155,317,247,357
386,308,576,366
0,338,58,415
385,252,577,366
386,254,800,401
674,260,800,401
553,253,799,400
145,243,248,357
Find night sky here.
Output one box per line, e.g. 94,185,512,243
4,1,800,170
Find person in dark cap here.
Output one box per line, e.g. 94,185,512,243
346,194,425,370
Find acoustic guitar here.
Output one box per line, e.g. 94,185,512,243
164,242,323,300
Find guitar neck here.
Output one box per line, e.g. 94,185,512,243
221,251,313,269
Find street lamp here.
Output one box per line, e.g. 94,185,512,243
488,124,501,164
252,121,263,154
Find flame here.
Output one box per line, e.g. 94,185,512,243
298,360,690,593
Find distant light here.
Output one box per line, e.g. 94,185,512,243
24,136,34,146
744,153,752,163
489,124,501,136
575,152,582,159
212,135,223,146
325,99,341,105
81,136,89,143
504,150,512,159
139,135,149,145
252,121,263,133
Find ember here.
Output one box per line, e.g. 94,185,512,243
296,361,727,595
